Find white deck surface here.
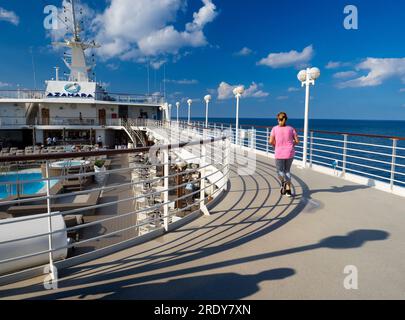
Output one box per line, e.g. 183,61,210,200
1,153,404,300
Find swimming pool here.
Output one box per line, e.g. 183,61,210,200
0,172,58,199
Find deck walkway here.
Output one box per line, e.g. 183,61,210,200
1,153,405,299
74,154,138,255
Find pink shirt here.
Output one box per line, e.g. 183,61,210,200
270,125,297,159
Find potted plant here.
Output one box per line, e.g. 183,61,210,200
94,159,107,184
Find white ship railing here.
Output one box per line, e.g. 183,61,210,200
0,115,403,191
0,90,164,104
175,120,405,192
0,90,45,100
0,128,230,283
95,92,165,104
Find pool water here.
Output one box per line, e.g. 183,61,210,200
0,173,58,199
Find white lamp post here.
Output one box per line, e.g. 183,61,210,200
204,95,212,128
298,67,321,167
187,99,192,125
168,104,172,123
176,102,180,123
160,103,168,122
233,85,245,146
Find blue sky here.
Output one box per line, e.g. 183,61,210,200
1,0,405,120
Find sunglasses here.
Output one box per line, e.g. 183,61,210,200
278,118,286,121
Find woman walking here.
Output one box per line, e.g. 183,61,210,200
269,112,300,197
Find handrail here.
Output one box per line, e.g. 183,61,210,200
189,120,405,141
0,136,227,163
95,91,164,98
0,123,231,279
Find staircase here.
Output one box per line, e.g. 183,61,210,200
122,119,147,147
25,103,39,125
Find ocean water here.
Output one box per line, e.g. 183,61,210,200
190,118,405,139
188,118,405,187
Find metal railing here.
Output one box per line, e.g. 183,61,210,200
0,89,164,105
180,120,405,189
95,92,164,104
0,116,124,127
0,126,230,280
0,90,45,100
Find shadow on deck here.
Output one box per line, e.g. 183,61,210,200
1,155,403,300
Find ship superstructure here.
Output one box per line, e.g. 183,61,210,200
0,0,165,149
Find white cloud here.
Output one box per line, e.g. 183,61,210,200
49,0,95,42
0,7,19,26
326,61,351,69
186,0,217,32
399,88,405,93
326,61,342,69
276,96,289,100
106,63,120,71
217,82,269,100
339,58,405,88
288,87,300,92
258,45,314,69
0,82,11,88
93,0,218,62
333,71,358,79
234,47,253,56
165,79,199,85
150,60,166,70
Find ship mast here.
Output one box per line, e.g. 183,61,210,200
53,0,100,82
70,0,80,42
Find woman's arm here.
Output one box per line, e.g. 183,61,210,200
269,134,276,147
293,131,300,146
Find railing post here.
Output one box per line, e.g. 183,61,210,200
342,134,348,176
163,148,170,231
226,137,231,186
390,139,398,190
309,131,314,167
45,161,56,281
266,127,270,155
251,126,256,150
222,137,230,192
222,138,227,191
200,140,210,216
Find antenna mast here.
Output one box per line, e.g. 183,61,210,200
52,0,100,82
71,0,80,41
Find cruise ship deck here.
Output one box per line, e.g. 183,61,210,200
2,0,405,302
1,149,404,300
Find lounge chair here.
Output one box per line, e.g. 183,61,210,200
7,188,101,218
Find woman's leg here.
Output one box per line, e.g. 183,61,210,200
276,159,287,194
284,158,294,192
276,159,286,184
